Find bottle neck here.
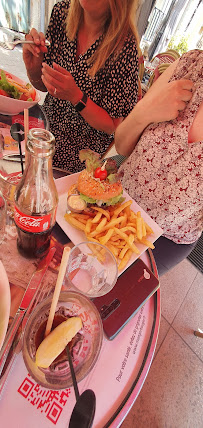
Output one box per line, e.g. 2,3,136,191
26,151,53,179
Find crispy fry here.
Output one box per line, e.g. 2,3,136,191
99,228,114,245
92,212,102,223
106,243,119,257
130,211,137,220
136,216,142,241
142,218,147,237
120,226,137,234
71,217,87,225
118,249,133,270
86,236,100,243
120,212,127,228
128,233,135,246
64,213,86,231
144,221,154,235
110,235,121,242
112,200,132,217
118,243,129,259
89,215,126,237
91,206,110,221
85,218,92,234
124,206,131,217
95,217,107,232
139,238,155,249
71,213,91,220
87,242,105,262
64,202,156,269
114,227,140,254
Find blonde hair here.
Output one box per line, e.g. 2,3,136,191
66,0,140,76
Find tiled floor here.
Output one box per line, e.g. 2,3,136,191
121,259,203,428
1,32,203,428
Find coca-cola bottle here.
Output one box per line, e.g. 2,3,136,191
14,128,58,258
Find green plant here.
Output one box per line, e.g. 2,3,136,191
168,34,189,55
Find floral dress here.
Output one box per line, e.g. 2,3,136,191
43,0,139,173
120,50,203,244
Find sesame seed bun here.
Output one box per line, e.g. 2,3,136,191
77,170,122,202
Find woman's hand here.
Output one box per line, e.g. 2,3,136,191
41,62,81,104
115,59,194,157
42,62,122,134
23,29,48,81
143,78,193,124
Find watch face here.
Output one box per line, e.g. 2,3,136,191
75,93,87,112
75,101,86,112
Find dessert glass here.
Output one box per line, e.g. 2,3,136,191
23,291,103,390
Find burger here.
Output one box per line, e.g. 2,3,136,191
67,149,124,213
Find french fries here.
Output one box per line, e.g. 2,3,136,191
65,200,155,270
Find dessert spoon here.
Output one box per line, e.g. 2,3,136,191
66,345,96,428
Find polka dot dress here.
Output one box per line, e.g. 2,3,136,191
120,50,203,245
43,0,139,173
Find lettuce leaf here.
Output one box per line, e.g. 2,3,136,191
79,193,96,204
108,170,124,184
79,191,124,206
0,70,20,99
79,149,102,172
105,192,124,206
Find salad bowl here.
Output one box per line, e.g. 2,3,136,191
0,69,40,115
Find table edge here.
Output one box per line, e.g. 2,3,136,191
103,249,160,428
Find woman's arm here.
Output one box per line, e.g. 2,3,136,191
115,59,194,156
41,62,123,134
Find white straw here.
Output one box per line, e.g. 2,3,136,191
45,246,71,337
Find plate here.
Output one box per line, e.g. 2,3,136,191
55,173,163,275
0,260,11,351
0,71,40,115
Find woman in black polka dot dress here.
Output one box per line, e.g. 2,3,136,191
23,0,140,173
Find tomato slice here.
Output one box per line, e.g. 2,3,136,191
19,93,29,101
5,72,13,79
29,87,36,101
0,89,9,97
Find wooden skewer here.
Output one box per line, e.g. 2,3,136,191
24,108,29,166
45,246,71,337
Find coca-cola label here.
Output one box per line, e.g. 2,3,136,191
14,206,52,233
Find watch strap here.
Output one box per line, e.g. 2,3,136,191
74,92,88,112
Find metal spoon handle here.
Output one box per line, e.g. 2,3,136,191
19,40,50,46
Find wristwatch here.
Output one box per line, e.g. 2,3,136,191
74,92,88,112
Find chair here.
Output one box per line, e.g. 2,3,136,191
151,51,178,66
147,62,171,88
166,49,180,60
137,76,142,101
138,54,144,81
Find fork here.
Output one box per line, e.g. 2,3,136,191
0,39,50,50
0,276,54,397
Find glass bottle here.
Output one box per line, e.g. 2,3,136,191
14,129,58,258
